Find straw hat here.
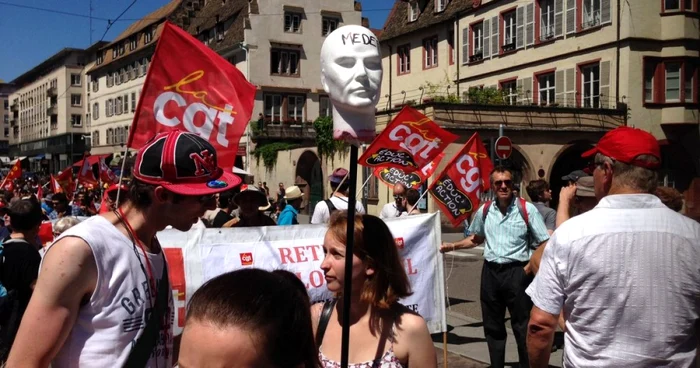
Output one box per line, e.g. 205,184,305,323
284,186,303,201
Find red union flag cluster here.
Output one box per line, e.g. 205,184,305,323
429,133,493,227
127,21,256,171
359,106,457,172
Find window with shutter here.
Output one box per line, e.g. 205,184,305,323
566,0,576,34
599,60,610,107
522,77,533,103
483,19,491,58
516,6,525,49
470,22,484,62
580,63,600,107
582,0,602,29
565,68,576,106
540,0,555,41
601,0,611,24
462,27,469,65
500,13,512,52
554,0,564,37
526,3,535,46
537,72,556,105
397,44,411,74
555,70,565,104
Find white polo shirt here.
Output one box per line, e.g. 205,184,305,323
527,194,700,367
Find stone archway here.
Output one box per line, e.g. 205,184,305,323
549,141,595,209
295,150,323,215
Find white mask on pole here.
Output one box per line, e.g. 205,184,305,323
320,25,383,146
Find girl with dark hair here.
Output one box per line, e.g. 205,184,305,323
179,268,320,368
313,212,437,367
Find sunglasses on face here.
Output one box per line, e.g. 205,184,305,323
394,195,405,201
493,180,513,187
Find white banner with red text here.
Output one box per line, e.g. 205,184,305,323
155,213,446,335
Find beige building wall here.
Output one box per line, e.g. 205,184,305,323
245,0,362,123
9,66,87,145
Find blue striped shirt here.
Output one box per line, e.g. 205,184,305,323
468,197,550,264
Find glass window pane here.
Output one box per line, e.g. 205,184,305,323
665,0,680,9
685,66,694,102
666,63,681,100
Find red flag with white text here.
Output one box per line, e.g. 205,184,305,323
359,106,457,172
373,153,445,189
429,133,493,227
50,175,62,193
127,21,256,171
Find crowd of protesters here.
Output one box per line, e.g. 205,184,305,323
0,125,697,368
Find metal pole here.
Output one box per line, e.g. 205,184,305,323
361,144,368,210
498,124,504,166
340,145,359,368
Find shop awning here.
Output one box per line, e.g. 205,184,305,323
28,154,45,162
9,156,27,165
72,153,112,167
0,157,10,164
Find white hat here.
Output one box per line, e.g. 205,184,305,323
284,186,303,200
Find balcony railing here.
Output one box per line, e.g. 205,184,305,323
502,42,516,53
47,86,57,96
252,121,317,141
47,104,57,115
10,103,18,112
582,12,601,29
469,51,483,63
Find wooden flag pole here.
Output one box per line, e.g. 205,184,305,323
340,145,359,368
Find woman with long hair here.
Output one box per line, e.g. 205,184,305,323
179,268,320,368
313,212,437,367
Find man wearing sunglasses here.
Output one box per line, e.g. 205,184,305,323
380,183,407,219
8,130,240,368
526,127,700,367
441,166,550,368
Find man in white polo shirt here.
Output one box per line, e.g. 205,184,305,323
526,127,700,367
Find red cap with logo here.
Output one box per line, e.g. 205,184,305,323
133,130,242,195
581,127,661,169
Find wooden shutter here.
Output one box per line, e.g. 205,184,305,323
516,6,525,49
522,77,533,104
462,27,469,65
601,0,612,25
600,60,611,108
555,70,565,105
483,18,491,58
491,15,499,58
517,78,524,104
526,2,535,46
555,0,564,37
565,68,576,106
566,0,576,34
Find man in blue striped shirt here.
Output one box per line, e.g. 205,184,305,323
441,166,549,368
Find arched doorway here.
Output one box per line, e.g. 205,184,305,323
549,141,595,209
295,150,324,215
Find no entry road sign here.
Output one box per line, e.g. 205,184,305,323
495,136,512,160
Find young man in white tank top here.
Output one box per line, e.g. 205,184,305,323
7,130,241,368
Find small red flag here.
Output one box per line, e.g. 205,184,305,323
36,185,43,201
127,21,256,171
99,157,117,186
77,153,98,188
0,160,22,190
359,106,457,173
429,133,493,227
50,175,62,194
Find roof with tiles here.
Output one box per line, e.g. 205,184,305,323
380,0,472,42
185,0,256,53
88,0,185,73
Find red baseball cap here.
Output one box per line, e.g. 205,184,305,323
133,130,242,195
581,127,661,169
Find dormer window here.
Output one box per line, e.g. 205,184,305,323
408,1,419,22
435,0,448,12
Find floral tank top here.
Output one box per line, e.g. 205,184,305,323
318,348,404,368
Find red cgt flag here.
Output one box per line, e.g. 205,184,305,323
373,153,445,189
359,106,457,173
0,160,22,190
429,133,494,227
50,175,62,193
127,21,256,171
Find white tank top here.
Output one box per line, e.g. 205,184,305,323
46,215,174,368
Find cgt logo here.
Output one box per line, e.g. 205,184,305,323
395,238,405,249
240,252,253,266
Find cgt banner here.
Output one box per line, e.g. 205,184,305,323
156,213,446,335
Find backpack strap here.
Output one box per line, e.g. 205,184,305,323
316,298,337,348
481,201,493,223
515,198,536,249
324,199,337,213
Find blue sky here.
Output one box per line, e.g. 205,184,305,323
0,0,394,82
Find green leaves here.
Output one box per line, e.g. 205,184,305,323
253,142,300,171
313,116,346,161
